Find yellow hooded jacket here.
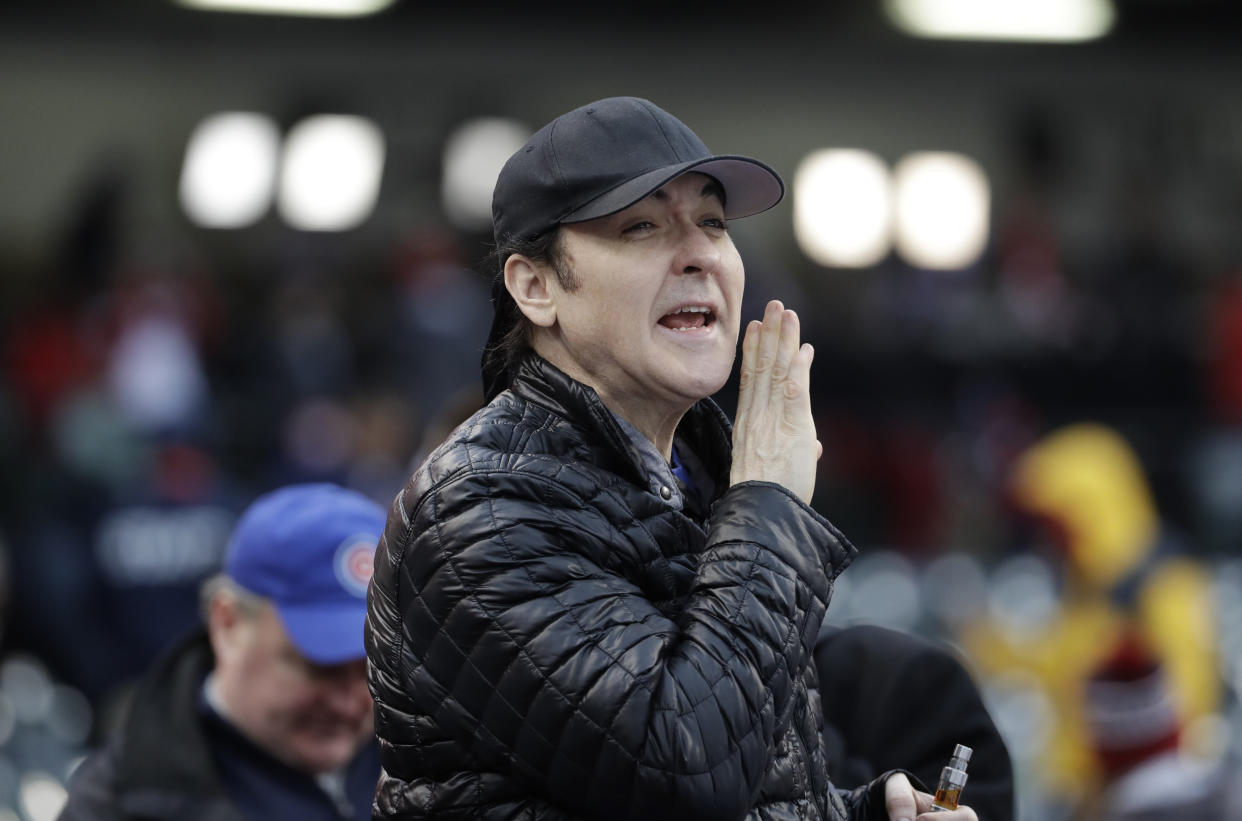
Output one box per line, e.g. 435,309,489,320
962,423,1218,799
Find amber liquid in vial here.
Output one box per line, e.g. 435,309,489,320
932,786,961,811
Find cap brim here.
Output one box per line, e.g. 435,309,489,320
561,155,785,224
275,601,368,666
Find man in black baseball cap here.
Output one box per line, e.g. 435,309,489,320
481,95,783,401
368,96,975,820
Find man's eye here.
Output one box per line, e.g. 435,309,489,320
703,217,728,230
623,220,655,234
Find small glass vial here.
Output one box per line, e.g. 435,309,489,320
931,743,971,812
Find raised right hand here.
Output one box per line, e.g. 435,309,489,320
730,299,820,504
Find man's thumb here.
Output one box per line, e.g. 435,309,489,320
884,772,917,821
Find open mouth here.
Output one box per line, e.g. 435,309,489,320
658,305,716,332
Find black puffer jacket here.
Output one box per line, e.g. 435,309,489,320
367,355,891,819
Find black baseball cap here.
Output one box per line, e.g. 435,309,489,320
481,96,785,401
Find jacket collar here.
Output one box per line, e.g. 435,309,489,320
507,353,733,501
113,630,236,812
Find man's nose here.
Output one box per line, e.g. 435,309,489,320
322,672,372,714
673,223,721,275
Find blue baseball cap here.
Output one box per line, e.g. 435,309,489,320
224,483,386,665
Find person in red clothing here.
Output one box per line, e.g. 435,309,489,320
1076,628,1232,820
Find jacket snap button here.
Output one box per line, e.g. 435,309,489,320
660,485,672,500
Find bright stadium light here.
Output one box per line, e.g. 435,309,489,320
277,114,386,232
892,151,990,270
883,0,1115,43
179,112,280,229
19,772,67,821
793,149,892,268
174,0,396,17
442,117,532,233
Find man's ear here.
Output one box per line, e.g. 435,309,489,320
206,591,248,665
505,254,557,328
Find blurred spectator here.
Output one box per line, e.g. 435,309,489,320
816,623,1015,821
3,303,100,440
994,104,1080,355
263,389,420,508
1075,628,1233,820
344,392,421,506
2,156,126,442
9,433,241,709
405,383,482,474
268,275,357,400
2,185,239,710
384,226,493,426
813,412,956,555
960,422,1220,807
1189,273,1242,555
102,265,215,438
1205,273,1242,426
58,482,384,821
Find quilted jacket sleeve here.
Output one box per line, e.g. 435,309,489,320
369,468,855,820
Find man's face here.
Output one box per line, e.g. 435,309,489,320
536,172,744,417
214,604,373,774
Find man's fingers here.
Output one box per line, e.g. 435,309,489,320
884,773,917,821
756,299,784,370
750,298,779,372
747,299,783,417
772,307,800,381
783,338,813,401
912,791,978,821
916,804,978,821
735,319,761,428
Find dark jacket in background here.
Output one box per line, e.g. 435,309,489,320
58,630,378,821
816,624,1015,821
367,354,899,820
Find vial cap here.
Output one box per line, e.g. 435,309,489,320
941,765,969,788
953,744,972,764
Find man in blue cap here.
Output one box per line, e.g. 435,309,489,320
60,482,385,820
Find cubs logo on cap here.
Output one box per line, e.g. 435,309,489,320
334,535,376,598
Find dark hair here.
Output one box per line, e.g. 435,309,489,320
488,227,577,381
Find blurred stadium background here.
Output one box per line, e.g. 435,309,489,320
1,1,1241,818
